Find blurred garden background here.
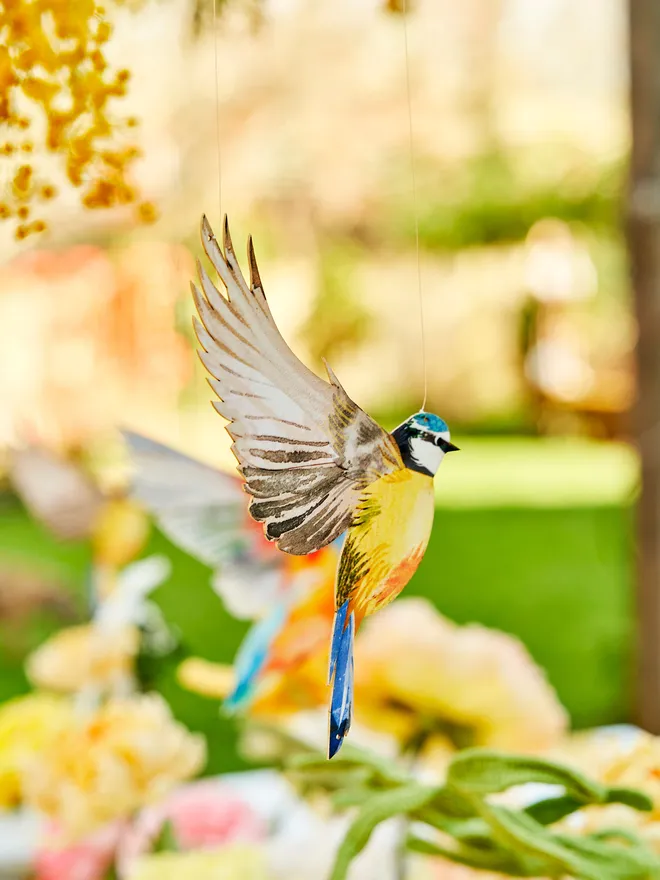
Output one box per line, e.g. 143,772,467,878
2,0,660,878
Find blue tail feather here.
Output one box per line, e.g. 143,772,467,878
224,600,287,712
328,600,354,759
328,598,349,685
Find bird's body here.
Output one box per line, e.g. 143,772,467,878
337,467,434,623
190,215,458,757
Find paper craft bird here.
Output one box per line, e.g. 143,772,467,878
192,215,458,757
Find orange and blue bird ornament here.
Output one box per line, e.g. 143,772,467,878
191,215,458,758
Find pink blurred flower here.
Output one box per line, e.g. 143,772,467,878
117,779,266,877
35,821,123,880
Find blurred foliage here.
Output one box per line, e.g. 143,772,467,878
384,150,623,252
189,0,402,35
302,239,371,367
189,0,265,35
287,746,658,880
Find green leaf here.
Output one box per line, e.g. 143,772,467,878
478,803,660,880
329,783,440,880
589,828,647,847
426,784,481,818
288,745,407,785
406,834,547,877
447,750,607,802
554,830,660,879
480,804,608,879
417,809,489,838
524,795,585,825
521,788,652,829
289,763,373,791
151,819,179,853
291,744,659,880
606,787,654,813
332,786,382,809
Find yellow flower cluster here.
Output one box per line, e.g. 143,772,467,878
0,0,156,239
22,694,206,840
0,693,73,810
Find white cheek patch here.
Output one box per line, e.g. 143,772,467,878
409,436,444,476
439,430,451,442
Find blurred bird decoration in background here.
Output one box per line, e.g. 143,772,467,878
9,443,150,599
123,431,341,710
8,444,177,698
128,216,458,758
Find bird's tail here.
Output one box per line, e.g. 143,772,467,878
328,599,355,759
223,600,288,712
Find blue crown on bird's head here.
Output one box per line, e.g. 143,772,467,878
409,412,449,435
395,411,459,453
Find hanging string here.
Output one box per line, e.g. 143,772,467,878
402,0,428,412
212,0,222,226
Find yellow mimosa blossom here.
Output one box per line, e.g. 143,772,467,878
0,693,73,810
23,694,206,840
127,846,267,880
26,623,140,694
0,0,154,239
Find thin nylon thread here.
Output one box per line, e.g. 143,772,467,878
213,0,222,226
402,0,427,412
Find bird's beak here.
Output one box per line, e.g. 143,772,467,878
436,437,460,452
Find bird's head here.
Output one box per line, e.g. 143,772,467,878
392,411,459,477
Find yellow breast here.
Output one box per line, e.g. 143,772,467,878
336,468,435,619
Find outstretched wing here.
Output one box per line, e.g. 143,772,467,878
123,431,284,619
123,430,248,566
192,215,403,555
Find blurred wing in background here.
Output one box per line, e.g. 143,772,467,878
192,216,403,556
123,431,290,618
8,446,105,541
123,430,247,565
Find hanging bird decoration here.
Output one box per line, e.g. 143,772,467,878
192,215,458,758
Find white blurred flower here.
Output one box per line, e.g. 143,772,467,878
524,219,598,303
27,556,171,699
525,339,595,401
95,555,171,634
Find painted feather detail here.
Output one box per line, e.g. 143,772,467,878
335,468,435,615
328,599,354,759
192,215,403,555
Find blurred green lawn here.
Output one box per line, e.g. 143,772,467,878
0,437,638,773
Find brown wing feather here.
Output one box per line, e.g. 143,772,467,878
192,215,403,555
